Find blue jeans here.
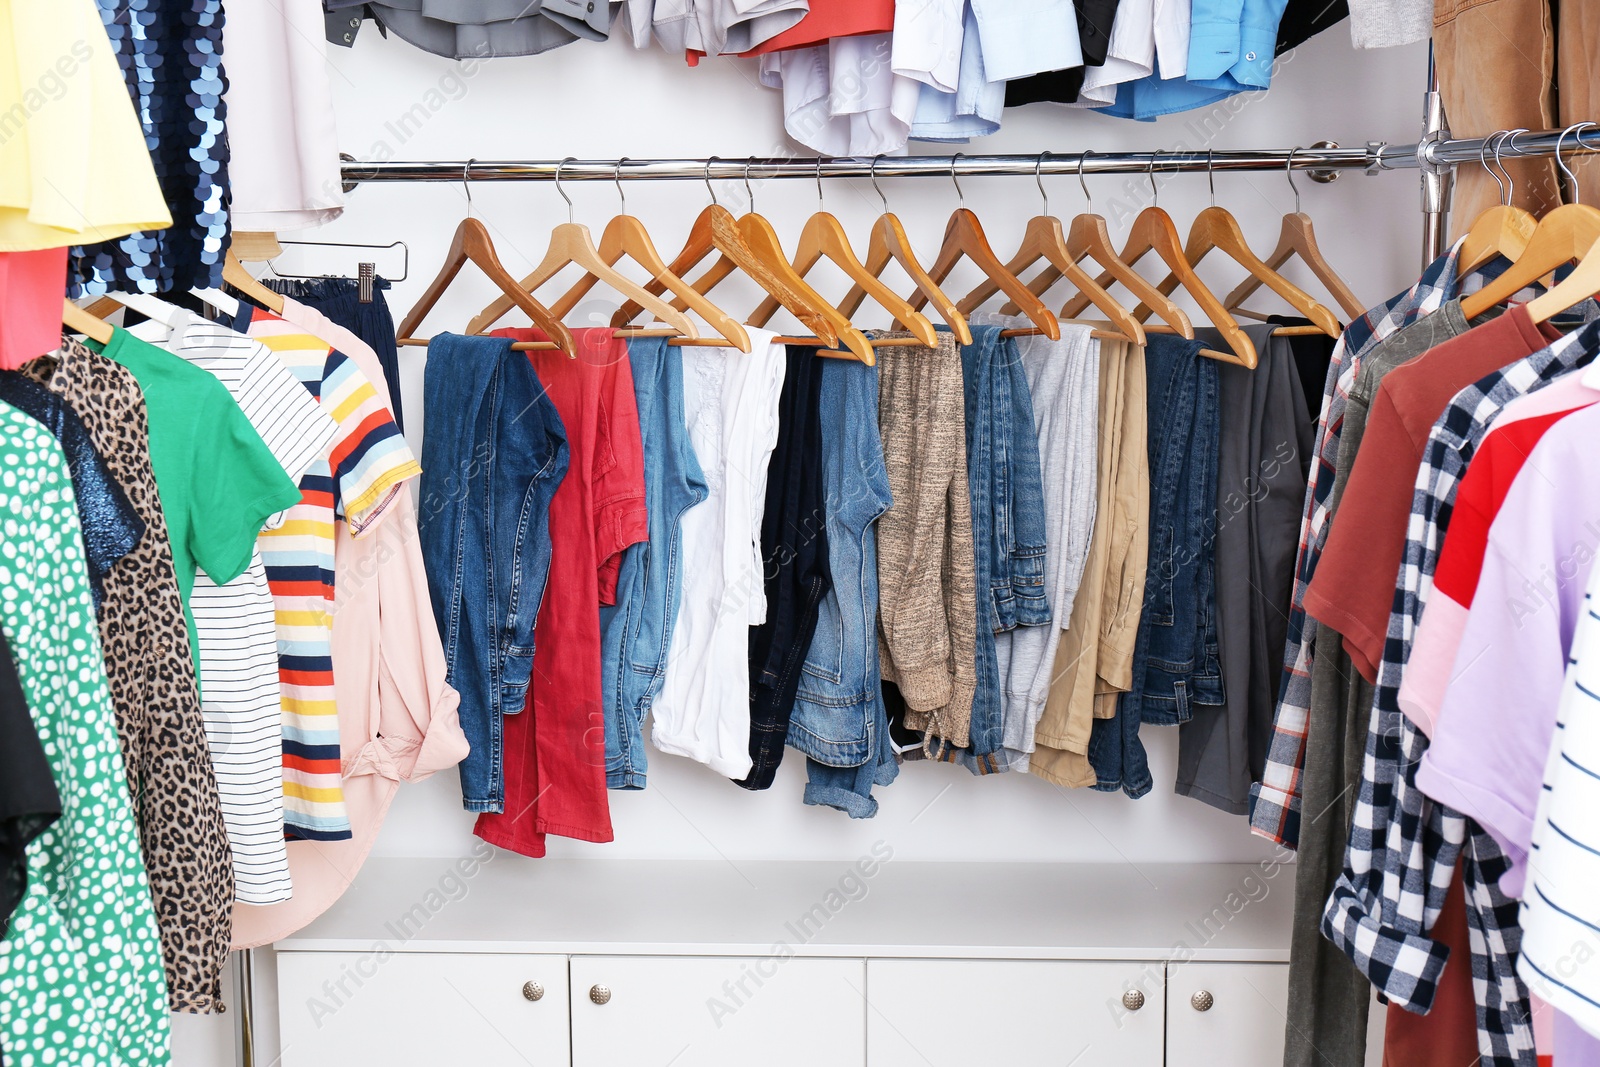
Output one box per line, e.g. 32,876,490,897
1090,334,1223,797
940,326,1050,772
417,334,568,813
600,338,707,790
789,359,897,817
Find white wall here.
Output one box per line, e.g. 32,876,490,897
175,22,1426,1064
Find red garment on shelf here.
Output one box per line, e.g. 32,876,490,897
473,327,648,858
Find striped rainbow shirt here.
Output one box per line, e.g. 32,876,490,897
235,304,421,841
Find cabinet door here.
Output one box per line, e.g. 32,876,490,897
866,959,1165,1067
1166,962,1290,1067
569,955,865,1067
276,951,570,1067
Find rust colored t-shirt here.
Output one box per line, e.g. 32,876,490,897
1302,304,1561,682
473,328,649,858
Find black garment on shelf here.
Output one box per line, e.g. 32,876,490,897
1004,0,1120,106
737,346,832,791
1275,0,1350,54
0,374,144,613
0,625,62,941
265,276,407,433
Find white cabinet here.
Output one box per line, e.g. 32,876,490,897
275,951,570,1067
569,955,866,1067
1165,962,1291,1067
269,862,1296,1067
866,959,1166,1067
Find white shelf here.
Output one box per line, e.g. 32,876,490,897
274,858,1294,962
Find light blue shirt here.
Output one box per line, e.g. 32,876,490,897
1096,0,1288,120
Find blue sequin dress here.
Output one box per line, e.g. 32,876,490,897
69,0,230,296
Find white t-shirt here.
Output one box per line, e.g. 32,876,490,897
224,0,345,231
129,309,338,904
1519,562,1600,1036
652,330,786,778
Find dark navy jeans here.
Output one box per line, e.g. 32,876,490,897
601,337,707,790
417,333,568,813
1090,333,1223,797
740,345,831,790
791,358,897,817
944,326,1050,772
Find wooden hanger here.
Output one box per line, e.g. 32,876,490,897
1460,203,1600,319
1461,124,1600,321
1066,158,1254,366
749,160,937,345
1146,155,1339,338
481,160,750,351
611,158,853,353
640,160,872,362
396,211,575,357
837,157,971,345
223,250,286,314
1455,131,1539,277
914,155,1059,340
1012,152,1190,334
231,231,285,263
961,154,1142,344
1169,206,1340,336
62,299,114,345
466,159,696,338
1225,147,1366,322
1525,235,1600,323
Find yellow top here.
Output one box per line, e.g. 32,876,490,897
0,0,171,251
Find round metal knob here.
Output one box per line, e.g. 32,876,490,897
521,981,544,1002
1191,990,1215,1012
589,984,612,1005
1121,989,1146,1012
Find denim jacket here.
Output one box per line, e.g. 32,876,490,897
418,334,568,813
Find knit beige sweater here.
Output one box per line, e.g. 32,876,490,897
874,332,977,751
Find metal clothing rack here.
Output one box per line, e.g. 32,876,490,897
337,132,1600,184
337,127,1600,267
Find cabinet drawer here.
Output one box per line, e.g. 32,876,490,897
1166,961,1290,1067
866,959,1165,1067
276,951,569,1067
570,955,865,1067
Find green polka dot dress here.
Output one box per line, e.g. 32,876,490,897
0,401,171,1067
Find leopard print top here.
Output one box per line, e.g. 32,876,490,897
23,339,234,1014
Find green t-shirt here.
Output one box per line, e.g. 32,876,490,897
87,328,301,677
